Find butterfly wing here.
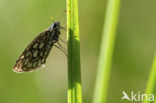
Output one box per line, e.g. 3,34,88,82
13,30,54,73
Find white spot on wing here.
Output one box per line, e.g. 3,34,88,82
20,55,24,59
13,67,23,73
41,64,45,68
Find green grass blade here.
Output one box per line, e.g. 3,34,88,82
66,0,82,103
93,0,121,103
143,53,156,103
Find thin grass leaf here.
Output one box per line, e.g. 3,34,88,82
93,0,121,103
143,53,156,103
66,0,82,103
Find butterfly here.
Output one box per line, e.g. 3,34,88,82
13,21,63,73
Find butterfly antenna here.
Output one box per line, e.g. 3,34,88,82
56,9,67,22
50,16,55,23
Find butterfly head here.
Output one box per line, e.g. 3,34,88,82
48,21,61,32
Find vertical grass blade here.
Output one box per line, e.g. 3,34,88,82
66,0,82,103
143,53,156,103
93,0,121,103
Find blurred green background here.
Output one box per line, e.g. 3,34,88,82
0,0,156,103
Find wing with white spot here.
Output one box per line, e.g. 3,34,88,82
13,30,54,73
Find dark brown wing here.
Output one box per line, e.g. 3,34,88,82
13,30,54,73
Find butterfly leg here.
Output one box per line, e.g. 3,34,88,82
54,44,67,57
59,38,67,44
60,26,67,31
57,42,67,51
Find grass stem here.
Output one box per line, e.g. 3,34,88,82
93,0,121,103
66,0,82,103
144,53,156,103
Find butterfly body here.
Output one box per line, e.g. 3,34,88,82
13,21,61,73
